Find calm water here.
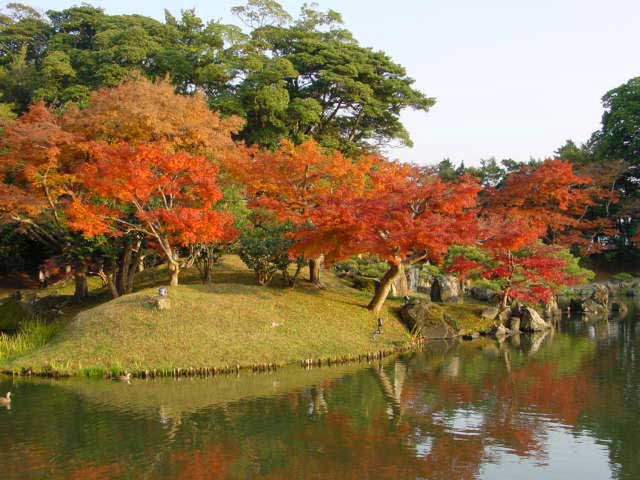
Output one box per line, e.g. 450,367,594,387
2,303,640,479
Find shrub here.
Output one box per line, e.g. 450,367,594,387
612,272,635,283
352,275,379,294
238,220,303,286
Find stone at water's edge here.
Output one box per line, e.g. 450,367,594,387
507,316,521,332
430,275,461,303
611,301,628,316
566,283,610,317
542,296,562,318
399,301,458,339
520,306,551,332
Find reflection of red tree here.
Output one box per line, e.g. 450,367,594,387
67,463,126,480
165,444,240,480
256,411,484,480
406,352,598,460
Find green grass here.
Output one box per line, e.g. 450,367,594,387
0,256,491,377
0,319,62,361
0,257,414,375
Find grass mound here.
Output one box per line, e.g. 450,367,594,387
2,256,413,375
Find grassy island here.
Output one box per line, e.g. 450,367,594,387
0,256,493,377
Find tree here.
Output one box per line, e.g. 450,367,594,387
226,139,373,284
221,1,434,153
0,101,100,300
62,76,243,156
68,143,235,286
447,244,588,309
294,162,481,312
238,215,304,286
592,77,640,164
468,159,597,312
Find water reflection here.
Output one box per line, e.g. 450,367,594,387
1,306,640,479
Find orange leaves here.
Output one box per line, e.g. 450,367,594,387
70,143,232,251
226,139,375,224
480,159,594,252
295,164,481,265
0,102,75,221
61,76,244,158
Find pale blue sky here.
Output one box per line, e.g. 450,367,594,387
20,0,640,165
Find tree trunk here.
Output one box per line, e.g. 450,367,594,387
368,262,404,313
168,261,180,286
309,255,323,284
74,262,89,302
125,241,142,294
117,240,133,296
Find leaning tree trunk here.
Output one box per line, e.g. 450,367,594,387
73,261,90,302
309,255,323,284
367,262,404,313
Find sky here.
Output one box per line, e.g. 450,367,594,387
24,0,640,166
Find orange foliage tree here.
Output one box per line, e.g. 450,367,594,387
449,159,596,311
62,76,244,156
68,143,235,285
0,102,100,298
294,162,481,312
225,139,374,284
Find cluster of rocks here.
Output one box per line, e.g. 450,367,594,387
566,284,610,318
399,298,553,341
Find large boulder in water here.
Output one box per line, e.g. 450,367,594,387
430,275,461,303
569,283,609,316
520,306,552,332
399,301,458,339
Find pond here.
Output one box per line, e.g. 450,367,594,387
1,301,640,479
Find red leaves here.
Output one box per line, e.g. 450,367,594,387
69,143,233,251
294,163,481,265
480,159,594,252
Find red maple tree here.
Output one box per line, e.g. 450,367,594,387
294,161,481,312
225,139,374,284
68,143,235,285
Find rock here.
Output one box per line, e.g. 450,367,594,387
542,296,561,318
611,301,628,316
592,284,609,309
430,275,461,303
391,271,410,297
462,332,480,341
497,308,512,324
581,298,608,316
154,297,171,310
569,284,609,316
470,287,497,303
481,307,499,320
489,324,510,337
520,307,551,332
399,301,458,339
506,316,521,332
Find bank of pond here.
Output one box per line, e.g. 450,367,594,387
0,255,636,379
